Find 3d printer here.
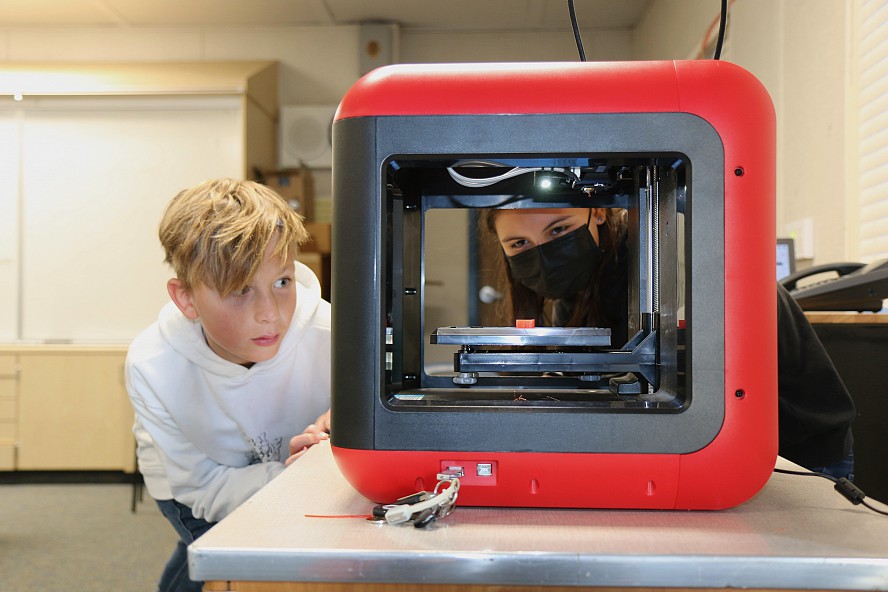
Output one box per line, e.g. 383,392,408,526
330,61,778,510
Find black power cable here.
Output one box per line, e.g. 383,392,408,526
568,0,587,62
774,468,888,517
569,0,727,62
713,0,728,59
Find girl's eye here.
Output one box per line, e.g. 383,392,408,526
508,239,528,251
549,224,570,237
274,277,292,289
236,286,252,297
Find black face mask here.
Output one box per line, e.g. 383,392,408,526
506,223,604,300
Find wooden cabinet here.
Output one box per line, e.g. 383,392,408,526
0,346,135,472
0,353,18,470
805,312,888,504
298,222,332,301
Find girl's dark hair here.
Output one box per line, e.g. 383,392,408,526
480,208,628,328
566,209,628,328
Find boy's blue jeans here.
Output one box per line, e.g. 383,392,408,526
808,451,855,482
155,499,217,592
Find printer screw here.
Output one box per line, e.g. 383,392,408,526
734,167,745,176
453,372,478,385
735,389,746,399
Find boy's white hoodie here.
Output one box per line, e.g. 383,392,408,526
125,261,330,523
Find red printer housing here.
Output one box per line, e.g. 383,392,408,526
329,61,777,510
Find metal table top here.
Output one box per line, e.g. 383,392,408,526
189,441,888,589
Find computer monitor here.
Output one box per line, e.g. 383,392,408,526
777,238,796,281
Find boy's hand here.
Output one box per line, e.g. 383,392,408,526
285,409,331,467
313,410,331,434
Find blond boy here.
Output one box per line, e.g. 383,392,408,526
125,179,330,592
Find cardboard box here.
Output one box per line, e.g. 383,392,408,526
259,166,315,221
296,252,331,300
302,222,331,254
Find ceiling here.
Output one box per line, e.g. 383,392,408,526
0,0,651,30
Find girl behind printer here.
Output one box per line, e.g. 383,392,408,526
480,206,855,480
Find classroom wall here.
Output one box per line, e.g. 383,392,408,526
635,0,850,264
0,22,635,343
0,25,363,207
0,23,632,207
1,2,850,262
401,28,633,63
0,3,855,343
